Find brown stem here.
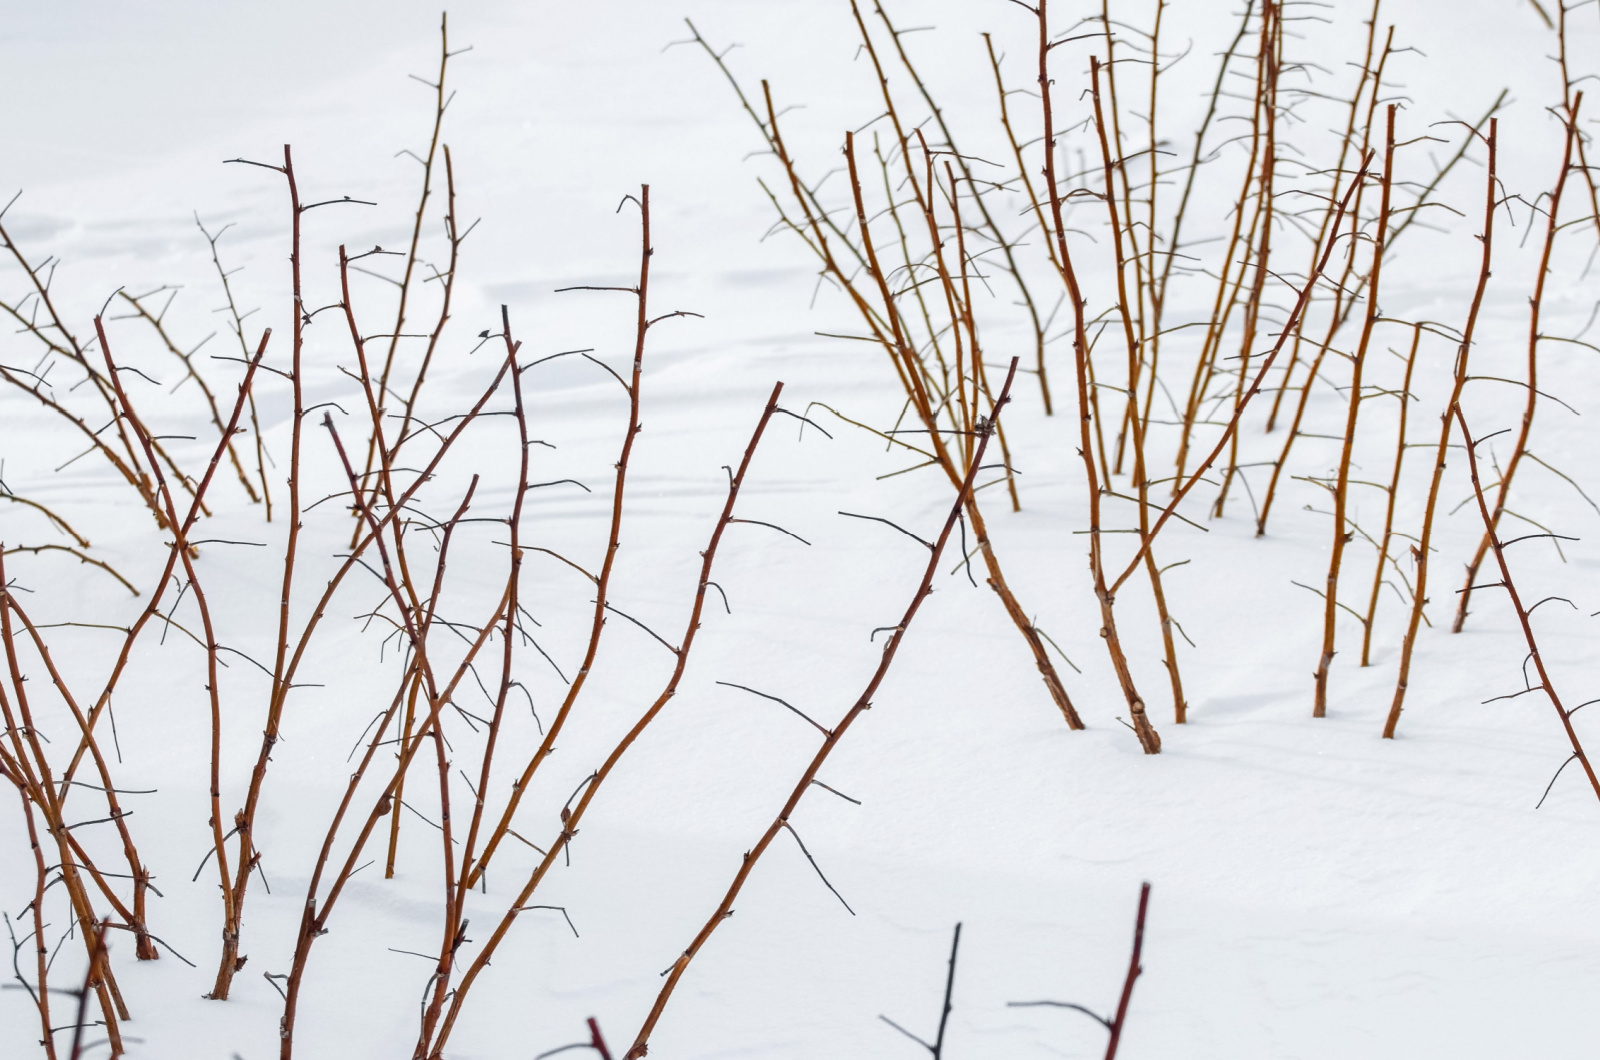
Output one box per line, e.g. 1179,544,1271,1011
1264,0,1383,434
623,362,1021,1059
1037,1,1157,751
1271,84,1502,451
1453,406,1600,805
7,768,56,1060
1313,105,1394,718
870,135,957,433
277,486,504,1060
0,218,184,529
20,316,265,985
91,319,272,961
1172,1,1272,493
0,544,135,597
355,13,456,529
417,306,533,1049
1107,150,1374,599
0,492,91,548
50,326,273,792
1256,27,1395,534
66,920,113,1060
0,555,126,1049
965,496,1085,729
1360,323,1423,666
6,595,157,961
420,381,788,1060
1213,0,1281,518
853,116,1072,723
337,241,454,875
391,145,463,467
1383,119,1497,739
213,143,308,1000
198,216,275,519
941,161,1022,514
1133,0,1168,448
414,722,458,1050
273,407,511,1058
1100,0,1151,478
0,362,166,525
116,288,260,504
1090,57,1187,723
1554,3,1600,255
385,670,425,877
1451,94,1581,633
693,22,1081,728
873,0,1055,415
464,187,653,887
913,137,974,464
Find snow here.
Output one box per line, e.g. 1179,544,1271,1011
3,2,1599,1058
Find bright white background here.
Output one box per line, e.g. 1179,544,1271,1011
3,3,1598,1058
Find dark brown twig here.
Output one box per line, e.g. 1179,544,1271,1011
1007,881,1151,1060
879,923,961,1058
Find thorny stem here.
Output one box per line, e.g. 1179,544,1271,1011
875,1,1055,415
9,317,268,1004
93,317,273,961
355,12,457,531
1100,0,1152,479
465,185,654,887
1135,0,1166,442
1036,0,1159,752
6,591,159,963
211,143,308,1002
1454,406,1600,806
277,415,509,1059
272,331,514,1046
421,381,787,1059
116,288,260,505
415,306,532,1051
6,762,56,1059
48,336,272,795
623,360,1022,1059
199,215,275,518
0,553,128,1052
1212,0,1281,519
391,145,463,466
690,22,1082,730
1106,152,1375,598
1256,25,1396,534
1360,323,1423,666
1451,93,1582,632
1262,0,1383,435
1383,119,1497,739
0,218,195,528
1089,56,1188,722
275,209,526,1052
1172,0,1273,495
1312,105,1394,719
338,241,459,879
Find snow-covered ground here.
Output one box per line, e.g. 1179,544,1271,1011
3,2,1599,1058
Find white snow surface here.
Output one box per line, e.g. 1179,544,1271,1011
2,2,1599,1058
